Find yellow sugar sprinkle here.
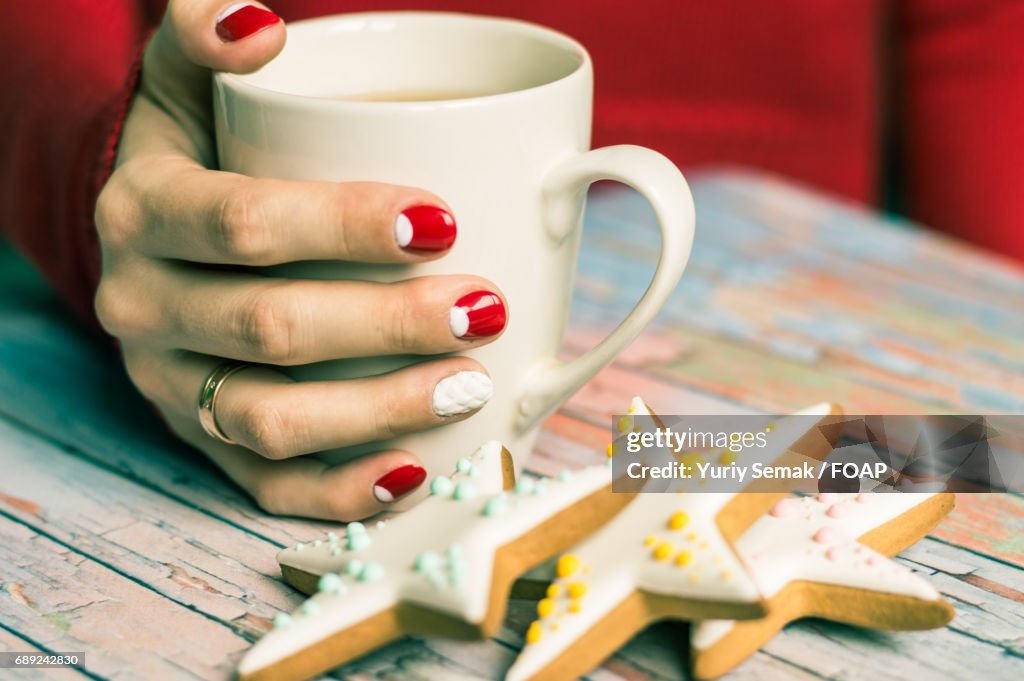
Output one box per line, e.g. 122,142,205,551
644,535,659,547
668,511,689,531
546,584,562,598
606,443,614,458
688,573,701,584
721,569,733,582
686,532,698,542
628,405,637,414
616,416,632,433
557,554,580,578
679,452,705,475
674,550,693,567
568,601,581,614
537,598,555,619
551,622,560,631
653,542,673,561
719,450,737,465
765,422,776,433
567,581,588,599
526,621,543,644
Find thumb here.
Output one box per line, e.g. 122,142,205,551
138,1,285,162
147,1,285,94
175,1,285,73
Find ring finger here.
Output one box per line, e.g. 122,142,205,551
128,348,494,460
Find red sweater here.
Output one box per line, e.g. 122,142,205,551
3,1,1021,329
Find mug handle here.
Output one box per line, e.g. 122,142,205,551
514,145,696,432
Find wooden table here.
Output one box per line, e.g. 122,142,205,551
1,171,1021,680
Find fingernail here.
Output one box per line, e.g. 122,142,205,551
432,371,493,417
449,290,507,338
373,464,427,503
216,4,281,42
395,205,457,252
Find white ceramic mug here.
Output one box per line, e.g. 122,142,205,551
214,12,695,505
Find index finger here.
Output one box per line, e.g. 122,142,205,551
125,160,457,265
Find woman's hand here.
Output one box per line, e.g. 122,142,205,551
93,1,507,520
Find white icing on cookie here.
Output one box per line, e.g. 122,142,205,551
281,440,509,574
691,491,942,651
506,401,839,681
239,444,613,678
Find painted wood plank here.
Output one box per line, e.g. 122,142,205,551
895,539,1024,654
0,417,301,630
0,515,248,680
0,625,91,680
933,494,1024,567
755,617,1023,681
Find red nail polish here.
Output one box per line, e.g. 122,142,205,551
450,290,507,339
216,5,281,42
373,465,427,503
395,205,457,252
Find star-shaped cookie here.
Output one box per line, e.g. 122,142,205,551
504,400,843,681
689,490,955,679
237,440,632,681
278,440,515,595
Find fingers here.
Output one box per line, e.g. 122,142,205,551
122,163,455,264
133,349,493,460
101,263,506,363
165,412,428,520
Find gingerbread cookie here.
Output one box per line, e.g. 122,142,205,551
690,490,955,679
504,400,843,681
279,440,516,595
237,441,632,681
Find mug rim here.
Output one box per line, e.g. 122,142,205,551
215,11,592,110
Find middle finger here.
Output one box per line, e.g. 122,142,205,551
136,263,508,364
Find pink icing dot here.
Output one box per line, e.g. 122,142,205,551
825,546,843,562
813,527,841,545
856,493,872,504
770,498,800,518
817,493,839,504
867,554,880,566
826,503,850,519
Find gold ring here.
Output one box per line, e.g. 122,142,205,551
197,361,252,445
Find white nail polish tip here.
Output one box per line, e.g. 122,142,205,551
217,3,249,22
372,485,394,503
432,371,493,417
449,306,470,338
394,213,413,248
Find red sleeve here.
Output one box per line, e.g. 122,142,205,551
0,2,159,330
